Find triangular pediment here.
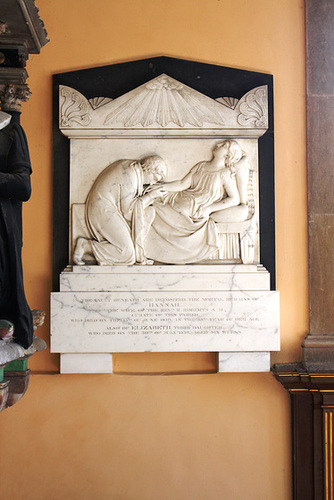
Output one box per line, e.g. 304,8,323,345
59,76,268,137
103,74,226,128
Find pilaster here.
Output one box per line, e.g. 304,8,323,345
302,0,334,370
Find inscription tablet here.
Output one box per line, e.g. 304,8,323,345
51,290,279,353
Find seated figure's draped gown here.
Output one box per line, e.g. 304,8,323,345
0,112,33,348
144,162,235,264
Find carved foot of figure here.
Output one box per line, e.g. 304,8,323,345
137,258,154,266
73,237,91,265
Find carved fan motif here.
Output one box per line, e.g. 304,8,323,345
104,75,225,128
216,96,239,110
60,87,91,127
89,97,113,110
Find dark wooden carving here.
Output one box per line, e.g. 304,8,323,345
273,364,334,499
0,0,49,109
0,0,49,54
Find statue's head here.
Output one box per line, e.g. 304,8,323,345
215,140,244,167
141,155,167,184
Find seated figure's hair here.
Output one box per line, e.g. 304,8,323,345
141,155,167,180
216,140,245,167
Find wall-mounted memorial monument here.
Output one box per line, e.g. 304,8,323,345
50,57,279,374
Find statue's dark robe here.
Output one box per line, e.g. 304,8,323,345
0,112,33,348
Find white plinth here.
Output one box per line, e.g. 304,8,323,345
218,352,270,372
60,353,113,374
51,264,279,373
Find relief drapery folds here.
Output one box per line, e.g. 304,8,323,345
73,141,253,266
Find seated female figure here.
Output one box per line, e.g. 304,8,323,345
143,140,250,264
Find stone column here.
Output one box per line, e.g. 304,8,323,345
302,0,334,370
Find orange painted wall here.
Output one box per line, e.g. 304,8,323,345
0,0,306,498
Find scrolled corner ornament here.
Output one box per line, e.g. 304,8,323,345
237,86,268,128
60,86,91,127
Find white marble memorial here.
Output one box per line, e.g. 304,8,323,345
51,74,279,373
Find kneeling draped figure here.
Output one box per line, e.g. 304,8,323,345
73,155,167,266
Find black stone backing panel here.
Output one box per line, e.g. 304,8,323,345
52,56,275,290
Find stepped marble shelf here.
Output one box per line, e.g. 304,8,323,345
59,264,270,292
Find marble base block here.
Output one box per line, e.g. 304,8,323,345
218,352,270,372
60,353,113,374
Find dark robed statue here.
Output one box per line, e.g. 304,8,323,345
0,110,33,348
